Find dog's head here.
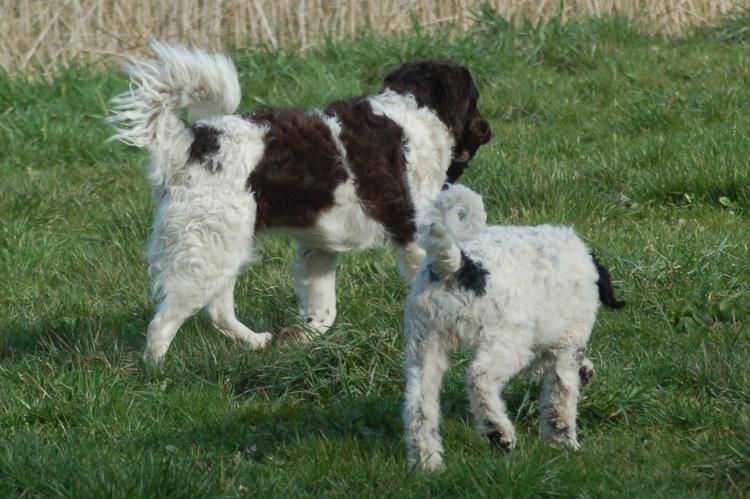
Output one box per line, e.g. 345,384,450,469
383,60,492,183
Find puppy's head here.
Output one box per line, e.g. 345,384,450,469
383,60,492,183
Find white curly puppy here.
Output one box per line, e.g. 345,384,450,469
403,184,624,470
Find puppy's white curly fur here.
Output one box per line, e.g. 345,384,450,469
404,185,603,471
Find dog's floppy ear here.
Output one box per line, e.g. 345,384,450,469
383,60,470,134
383,62,436,107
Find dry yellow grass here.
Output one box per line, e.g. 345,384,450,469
0,0,744,76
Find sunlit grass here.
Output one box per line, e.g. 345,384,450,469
1,12,748,497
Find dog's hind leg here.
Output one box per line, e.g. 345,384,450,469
403,323,453,471
206,276,272,349
294,244,338,335
143,189,263,364
539,345,584,449
144,297,199,366
466,335,532,451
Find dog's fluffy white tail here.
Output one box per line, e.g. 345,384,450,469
418,185,487,279
107,41,241,152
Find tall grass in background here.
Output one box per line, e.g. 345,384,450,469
0,0,744,76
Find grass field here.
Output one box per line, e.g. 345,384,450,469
1,10,749,497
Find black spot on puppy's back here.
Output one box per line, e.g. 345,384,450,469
456,250,489,296
189,124,222,165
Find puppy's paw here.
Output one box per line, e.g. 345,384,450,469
579,358,595,385
486,430,516,452
419,452,444,472
545,433,581,450
408,450,444,472
483,420,516,452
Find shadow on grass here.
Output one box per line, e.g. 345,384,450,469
0,308,150,362
131,394,407,464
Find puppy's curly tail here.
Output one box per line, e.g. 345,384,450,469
418,184,487,279
107,41,241,181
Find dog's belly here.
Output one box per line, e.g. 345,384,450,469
275,197,388,252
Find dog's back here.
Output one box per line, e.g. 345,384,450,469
412,185,615,348
461,224,600,345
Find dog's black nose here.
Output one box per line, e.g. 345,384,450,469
441,183,451,191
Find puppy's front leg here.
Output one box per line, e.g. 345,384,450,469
293,244,338,338
398,242,426,280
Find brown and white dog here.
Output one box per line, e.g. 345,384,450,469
108,42,492,365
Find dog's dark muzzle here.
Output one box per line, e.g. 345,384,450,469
471,117,493,146
446,117,493,183
456,117,492,159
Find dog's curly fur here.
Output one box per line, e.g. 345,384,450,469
107,42,491,365
403,185,623,471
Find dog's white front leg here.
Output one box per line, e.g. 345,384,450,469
398,242,426,280
294,244,338,334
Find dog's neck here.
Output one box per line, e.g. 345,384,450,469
368,90,455,221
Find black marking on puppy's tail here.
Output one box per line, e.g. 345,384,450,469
591,252,625,309
456,250,489,296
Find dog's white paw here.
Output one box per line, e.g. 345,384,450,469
408,450,443,472
419,453,444,472
247,332,273,350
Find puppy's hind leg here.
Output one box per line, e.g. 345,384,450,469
578,353,595,386
206,275,272,350
539,346,584,449
403,322,453,471
466,336,532,451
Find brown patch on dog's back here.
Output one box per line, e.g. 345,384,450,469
240,61,490,240
244,108,348,230
325,97,417,245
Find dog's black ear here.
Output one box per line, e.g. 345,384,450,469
386,60,492,183
383,62,435,107
383,61,469,134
